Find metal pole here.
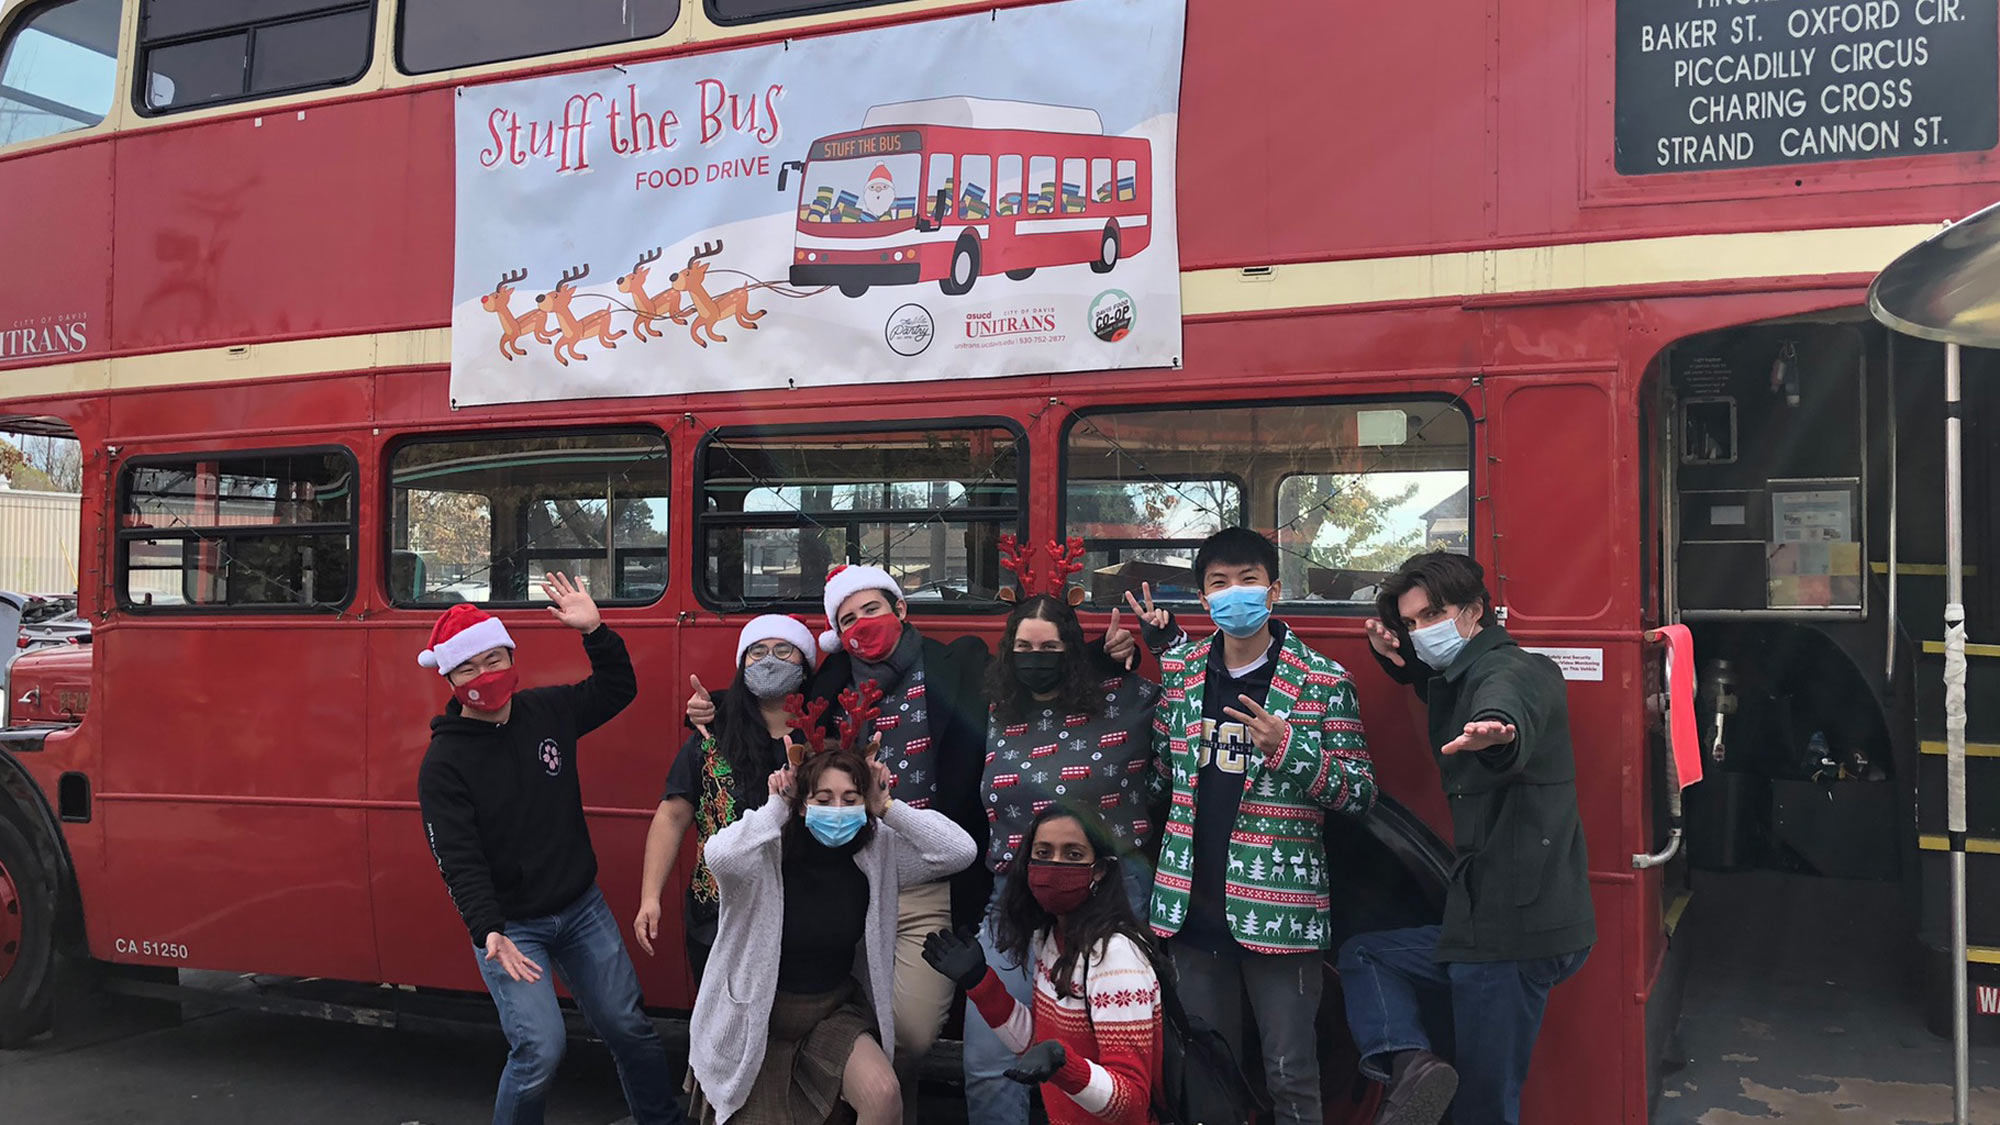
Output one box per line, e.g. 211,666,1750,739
1886,334,1898,682
1944,341,1969,1125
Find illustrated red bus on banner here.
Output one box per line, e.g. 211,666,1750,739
780,97,1152,297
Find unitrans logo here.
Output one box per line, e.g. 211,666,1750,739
884,304,935,356
1,313,89,360
965,308,1058,340
1089,290,1134,343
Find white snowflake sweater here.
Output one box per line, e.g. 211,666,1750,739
967,930,1162,1124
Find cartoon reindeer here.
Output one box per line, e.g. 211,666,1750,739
615,248,686,341
669,240,766,348
479,268,554,361
535,264,627,366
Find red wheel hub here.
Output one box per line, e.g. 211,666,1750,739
0,857,21,981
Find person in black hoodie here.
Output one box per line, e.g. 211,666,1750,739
417,573,685,1125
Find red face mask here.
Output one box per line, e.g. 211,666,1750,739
1027,860,1099,915
842,613,903,663
453,666,519,712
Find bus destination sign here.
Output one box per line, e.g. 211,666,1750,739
1615,0,1999,174
811,130,923,162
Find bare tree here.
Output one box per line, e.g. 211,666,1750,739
0,433,81,492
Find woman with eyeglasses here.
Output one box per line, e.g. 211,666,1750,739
635,615,818,980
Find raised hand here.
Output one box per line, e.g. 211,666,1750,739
1442,719,1517,756
1003,1040,1068,1084
768,765,796,798
1123,582,1171,629
539,571,601,633
867,757,893,818
1103,606,1138,670
687,674,716,739
921,925,989,989
1221,694,1289,755
484,931,543,984
633,898,661,956
1365,617,1405,668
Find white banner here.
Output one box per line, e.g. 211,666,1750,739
449,0,1186,406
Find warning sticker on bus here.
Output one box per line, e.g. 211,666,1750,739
448,0,1187,406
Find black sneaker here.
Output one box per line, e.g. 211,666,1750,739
1374,1051,1458,1125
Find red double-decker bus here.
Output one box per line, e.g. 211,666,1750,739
784,96,1153,297
3,0,1998,1121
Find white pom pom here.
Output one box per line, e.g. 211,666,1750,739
418,649,439,669
819,629,842,655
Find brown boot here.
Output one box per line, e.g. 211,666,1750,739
1373,1051,1458,1125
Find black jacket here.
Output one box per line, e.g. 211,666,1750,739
1375,627,1595,962
808,632,993,928
418,625,637,946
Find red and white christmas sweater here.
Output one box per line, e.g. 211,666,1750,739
967,931,1162,1124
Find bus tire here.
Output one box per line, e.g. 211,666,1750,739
1005,267,1035,281
1091,223,1120,274
941,234,981,296
840,282,870,298
0,813,57,1047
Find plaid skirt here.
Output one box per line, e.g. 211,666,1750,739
686,978,876,1125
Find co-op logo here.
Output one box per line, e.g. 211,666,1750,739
1089,290,1135,343
885,303,935,357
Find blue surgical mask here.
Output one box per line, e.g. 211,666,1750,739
804,804,868,847
1410,617,1469,670
1205,584,1273,638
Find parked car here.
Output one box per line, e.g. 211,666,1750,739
17,608,89,651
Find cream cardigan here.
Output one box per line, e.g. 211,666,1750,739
688,797,977,1122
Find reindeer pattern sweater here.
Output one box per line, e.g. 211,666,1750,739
967,932,1162,1125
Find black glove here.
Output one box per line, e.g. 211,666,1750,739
1003,1040,1067,1084
1141,610,1182,655
921,925,987,990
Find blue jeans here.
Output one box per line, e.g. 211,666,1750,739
1337,925,1588,1125
961,859,1155,1125
473,884,686,1125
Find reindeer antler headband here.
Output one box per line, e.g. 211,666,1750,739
781,680,885,767
998,534,1089,607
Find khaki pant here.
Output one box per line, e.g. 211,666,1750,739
890,878,955,1061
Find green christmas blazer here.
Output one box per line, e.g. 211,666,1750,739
1147,628,1378,953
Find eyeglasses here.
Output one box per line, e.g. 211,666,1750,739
746,642,802,661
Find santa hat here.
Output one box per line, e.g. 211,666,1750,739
867,164,893,185
416,603,515,675
819,564,904,654
737,614,820,668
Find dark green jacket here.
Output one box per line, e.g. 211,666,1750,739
1377,627,1595,962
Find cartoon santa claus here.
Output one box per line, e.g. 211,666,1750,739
861,163,896,219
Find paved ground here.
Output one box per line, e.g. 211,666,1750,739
0,981,971,1125
1657,870,2000,1124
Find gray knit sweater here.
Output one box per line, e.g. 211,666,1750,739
688,796,977,1122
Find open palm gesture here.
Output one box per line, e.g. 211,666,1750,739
539,571,602,633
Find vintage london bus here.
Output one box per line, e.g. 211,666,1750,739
1,0,1997,1120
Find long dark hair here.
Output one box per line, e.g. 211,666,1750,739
987,595,1104,725
779,748,879,857
715,657,785,810
993,806,1150,999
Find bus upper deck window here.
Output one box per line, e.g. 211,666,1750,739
0,0,118,147
706,0,898,25
398,0,676,75
137,0,374,115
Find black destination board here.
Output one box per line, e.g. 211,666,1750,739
1616,0,1999,174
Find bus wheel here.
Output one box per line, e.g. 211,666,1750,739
1091,223,1121,274
0,815,57,1046
1005,267,1035,281
840,282,869,298
941,234,981,296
